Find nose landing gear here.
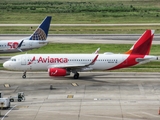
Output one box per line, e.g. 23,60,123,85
22,71,26,79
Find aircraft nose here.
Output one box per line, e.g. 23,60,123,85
3,61,10,69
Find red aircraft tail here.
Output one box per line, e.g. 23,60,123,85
125,30,154,55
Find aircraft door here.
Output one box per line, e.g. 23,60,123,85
21,56,26,65
29,42,32,48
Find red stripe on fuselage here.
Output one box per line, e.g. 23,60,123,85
108,55,144,70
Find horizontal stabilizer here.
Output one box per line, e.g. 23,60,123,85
136,56,158,62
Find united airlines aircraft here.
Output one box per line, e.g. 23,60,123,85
0,16,51,53
3,30,158,79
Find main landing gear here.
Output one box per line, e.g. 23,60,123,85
22,71,26,79
73,72,79,79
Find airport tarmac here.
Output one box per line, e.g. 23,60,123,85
0,70,160,120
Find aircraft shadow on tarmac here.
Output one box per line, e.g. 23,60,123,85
21,72,138,87
26,72,109,79
54,73,126,84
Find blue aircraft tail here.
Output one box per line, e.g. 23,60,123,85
29,16,52,40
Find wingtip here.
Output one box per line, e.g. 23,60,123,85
151,30,155,35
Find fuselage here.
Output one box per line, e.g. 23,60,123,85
3,53,158,71
0,40,48,53
2,29,157,79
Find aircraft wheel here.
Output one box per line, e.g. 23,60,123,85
22,75,26,79
22,71,26,79
74,73,79,79
10,99,14,102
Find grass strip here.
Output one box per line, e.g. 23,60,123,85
0,0,160,24
1,25,160,34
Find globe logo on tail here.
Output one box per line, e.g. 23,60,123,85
30,28,46,41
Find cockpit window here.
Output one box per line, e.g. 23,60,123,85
8,58,16,61
11,59,16,61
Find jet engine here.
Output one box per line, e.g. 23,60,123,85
48,68,70,76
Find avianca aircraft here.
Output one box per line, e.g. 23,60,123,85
3,30,158,79
0,16,51,53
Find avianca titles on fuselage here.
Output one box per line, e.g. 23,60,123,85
3,30,158,79
0,16,51,53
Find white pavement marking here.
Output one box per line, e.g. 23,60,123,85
138,83,145,95
1,105,17,120
141,112,160,118
127,112,142,118
0,101,45,120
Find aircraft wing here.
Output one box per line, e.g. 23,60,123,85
48,64,87,68
48,55,99,69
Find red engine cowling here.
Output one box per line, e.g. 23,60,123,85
48,68,67,76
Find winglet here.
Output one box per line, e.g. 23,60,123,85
16,40,24,52
88,55,99,66
29,16,52,41
125,30,154,55
93,48,100,54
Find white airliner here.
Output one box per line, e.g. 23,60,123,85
0,16,52,53
3,30,158,79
